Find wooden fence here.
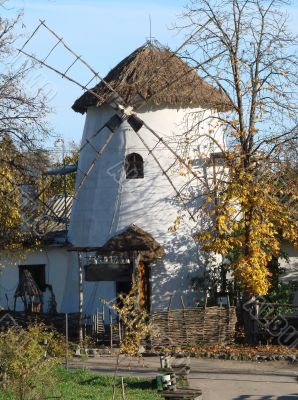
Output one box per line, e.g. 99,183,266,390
0,310,80,341
242,301,298,346
0,309,118,345
150,306,237,348
0,306,237,347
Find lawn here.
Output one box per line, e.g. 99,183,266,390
0,367,162,400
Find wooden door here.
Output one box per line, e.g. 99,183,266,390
137,261,150,312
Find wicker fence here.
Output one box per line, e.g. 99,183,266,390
150,306,237,348
0,307,237,347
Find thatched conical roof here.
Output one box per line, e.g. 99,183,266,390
72,43,232,114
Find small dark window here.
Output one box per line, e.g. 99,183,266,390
125,153,144,179
19,265,46,292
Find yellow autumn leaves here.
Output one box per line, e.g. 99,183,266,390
196,164,298,296
0,141,24,253
104,284,157,356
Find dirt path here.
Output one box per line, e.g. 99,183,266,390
70,355,298,400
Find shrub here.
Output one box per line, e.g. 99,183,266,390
0,323,64,400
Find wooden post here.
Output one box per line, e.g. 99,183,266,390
110,309,113,349
181,296,188,345
96,307,99,343
180,296,185,309
167,295,173,343
91,314,94,337
102,302,105,322
78,252,84,345
132,251,140,306
167,295,173,311
118,316,122,343
121,376,126,400
218,306,221,344
84,319,87,341
102,303,105,340
204,292,208,308
65,313,69,370
253,301,259,345
243,295,256,345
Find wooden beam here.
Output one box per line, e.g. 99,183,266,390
77,252,84,345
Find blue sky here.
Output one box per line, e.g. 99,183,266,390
3,0,298,148
4,0,187,147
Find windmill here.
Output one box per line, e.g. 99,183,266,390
18,21,231,341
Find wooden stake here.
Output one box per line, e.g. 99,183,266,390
112,352,120,400
180,295,185,309
167,295,173,311
121,376,126,400
96,308,99,343
65,313,69,370
78,252,84,345
110,310,113,349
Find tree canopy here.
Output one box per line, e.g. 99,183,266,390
177,0,298,295
0,13,51,252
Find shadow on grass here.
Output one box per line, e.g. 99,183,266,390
78,376,155,390
121,380,155,390
78,377,110,386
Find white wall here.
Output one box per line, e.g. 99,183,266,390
279,242,298,306
280,242,298,282
60,251,117,317
0,247,69,312
0,247,116,316
2,103,297,314
67,104,222,311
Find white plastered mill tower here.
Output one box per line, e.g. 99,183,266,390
65,43,230,312
18,25,230,314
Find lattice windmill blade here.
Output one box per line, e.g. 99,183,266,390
18,21,212,221
20,20,126,108
19,21,211,165
18,21,142,162
18,24,135,211
18,20,208,183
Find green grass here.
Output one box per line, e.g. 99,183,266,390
0,366,162,400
